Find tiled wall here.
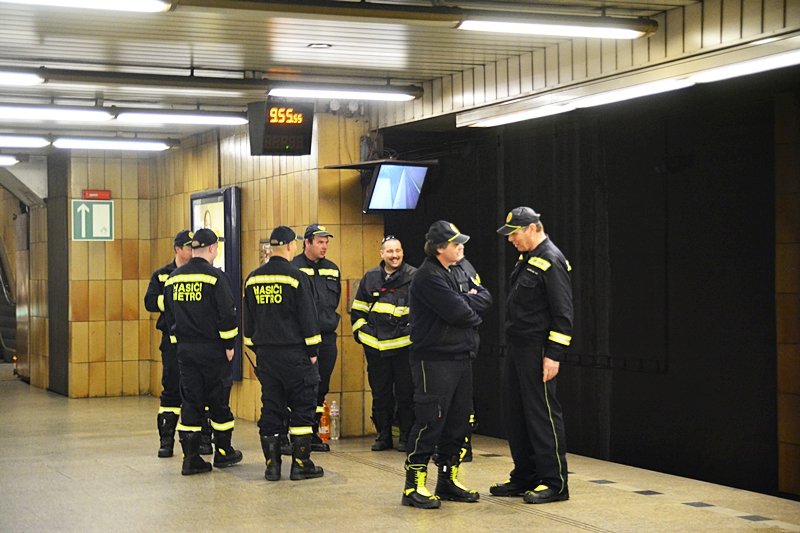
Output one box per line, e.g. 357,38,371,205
775,93,800,496
27,205,48,389
0,186,19,290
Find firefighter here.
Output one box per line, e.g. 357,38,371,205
402,221,492,510
144,229,192,458
163,228,243,476
243,226,324,481
492,206,573,504
291,223,340,452
350,235,416,452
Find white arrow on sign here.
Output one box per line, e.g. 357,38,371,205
76,203,90,238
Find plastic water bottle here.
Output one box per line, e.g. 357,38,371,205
330,400,340,440
319,401,331,442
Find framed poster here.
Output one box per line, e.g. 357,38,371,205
190,186,243,381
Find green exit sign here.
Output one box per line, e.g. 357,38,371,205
71,200,114,241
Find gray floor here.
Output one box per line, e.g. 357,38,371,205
2,364,799,533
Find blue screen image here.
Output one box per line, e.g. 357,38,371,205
367,164,427,210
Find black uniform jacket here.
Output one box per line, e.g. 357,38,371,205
291,253,341,334
242,256,322,356
350,261,417,357
163,257,239,349
409,256,491,360
144,260,176,334
505,236,574,361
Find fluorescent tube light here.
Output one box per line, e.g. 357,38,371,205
53,137,170,151
0,105,112,122
0,0,170,12
457,15,657,40
268,83,421,102
0,135,50,148
689,49,800,83
0,155,19,166
115,111,248,125
468,104,576,127
0,70,44,86
573,79,694,108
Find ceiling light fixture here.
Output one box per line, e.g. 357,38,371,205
0,70,44,87
0,0,171,12
115,110,248,126
688,48,800,83
457,13,658,40
0,135,50,148
53,137,172,151
0,155,20,166
268,82,422,102
468,104,576,128
0,105,112,122
572,79,695,109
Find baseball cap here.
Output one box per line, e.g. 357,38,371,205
304,223,334,240
425,220,470,244
174,229,193,247
269,226,302,246
496,206,541,236
191,228,222,249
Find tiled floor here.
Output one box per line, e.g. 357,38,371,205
1,364,799,533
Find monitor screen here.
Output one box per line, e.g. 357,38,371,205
363,163,428,213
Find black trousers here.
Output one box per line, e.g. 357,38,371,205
405,357,473,466
504,341,569,491
256,345,320,436
365,348,414,435
316,332,337,407
177,342,234,430
159,336,181,408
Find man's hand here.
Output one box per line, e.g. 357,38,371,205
226,348,234,361
542,356,560,382
310,356,318,365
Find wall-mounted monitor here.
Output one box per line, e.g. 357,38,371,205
247,99,314,156
362,162,430,213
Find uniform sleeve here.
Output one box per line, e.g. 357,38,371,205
242,274,255,348
215,274,239,350
543,259,574,361
350,276,371,342
162,278,177,345
298,274,322,356
144,270,165,313
466,284,493,316
414,272,482,328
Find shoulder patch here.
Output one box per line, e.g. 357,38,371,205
527,256,552,271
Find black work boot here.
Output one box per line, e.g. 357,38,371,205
396,432,408,453
371,428,393,451
311,412,330,452
523,484,570,504
401,463,441,509
489,479,532,497
290,434,324,480
279,434,292,456
260,434,282,481
212,429,243,468
199,417,213,455
157,411,178,458
435,457,479,502
179,431,212,476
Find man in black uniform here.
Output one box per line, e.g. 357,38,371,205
244,226,324,482
492,206,573,504
292,223,340,452
164,228,243,476
351,236,416,452
144,229,192,458
402,221,492,510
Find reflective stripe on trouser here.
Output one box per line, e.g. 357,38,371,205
503,341,568,492
365,348,414,434
404,357,472,467
256,345,320,436
177,342,235,430
159,338,182,408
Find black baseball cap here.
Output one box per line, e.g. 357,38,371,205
174,229,193,247
496,206,541,236
425,220,470,244
191,228,223,249
304,223,334,240
270,226,302,246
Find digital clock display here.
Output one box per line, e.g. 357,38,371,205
247,99,315,156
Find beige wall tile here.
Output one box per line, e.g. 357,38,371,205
106,361,122,396
139,320,154,361
122,279,139,320
122,361,139,396
121,239,139,280
88,362,106,397
139,280,153,320
87,241,106,280
70,280,89,322
237,377,256,422
122,320,139,362
317,170,341,224
88,321,106,363
138,200,151,240
87,158,105,190
105,158,121,199
105,279,122,321
105,239,122,280
69,362,89,398
105,320,122,362
361,224,385,271
88,280,106,321
70,156,88,198
70,321,88,363
778,344,800,395
339,224,364,285
121,199,138,240
139,360,151,395
779,442,800,494
339,171,363,225
340,335,364,392
70,241,88,281
341,391,364,437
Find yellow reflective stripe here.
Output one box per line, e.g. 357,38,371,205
305,334,322,346
210,419,234,431
318,268,339,277
358,331,411,351
447,232,462,242
176,424,201,432
246,274,299,288
289,426,313,436
371,302,409,317
219,327,238,340
548,331,572,346
165,273,218,286
158,406,181,415
298,267,314,276
528,256,552,271
352,318,367,332
315,406,325,414
565,260,572,272
358,331,380,350
158,273,169,282
169,335,177,344
351,299,371,313
157,294,165,312
471,273,482,286
244,336,254,346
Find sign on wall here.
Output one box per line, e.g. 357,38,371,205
71,199,114,241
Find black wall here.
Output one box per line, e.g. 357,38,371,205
381,66,795,493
